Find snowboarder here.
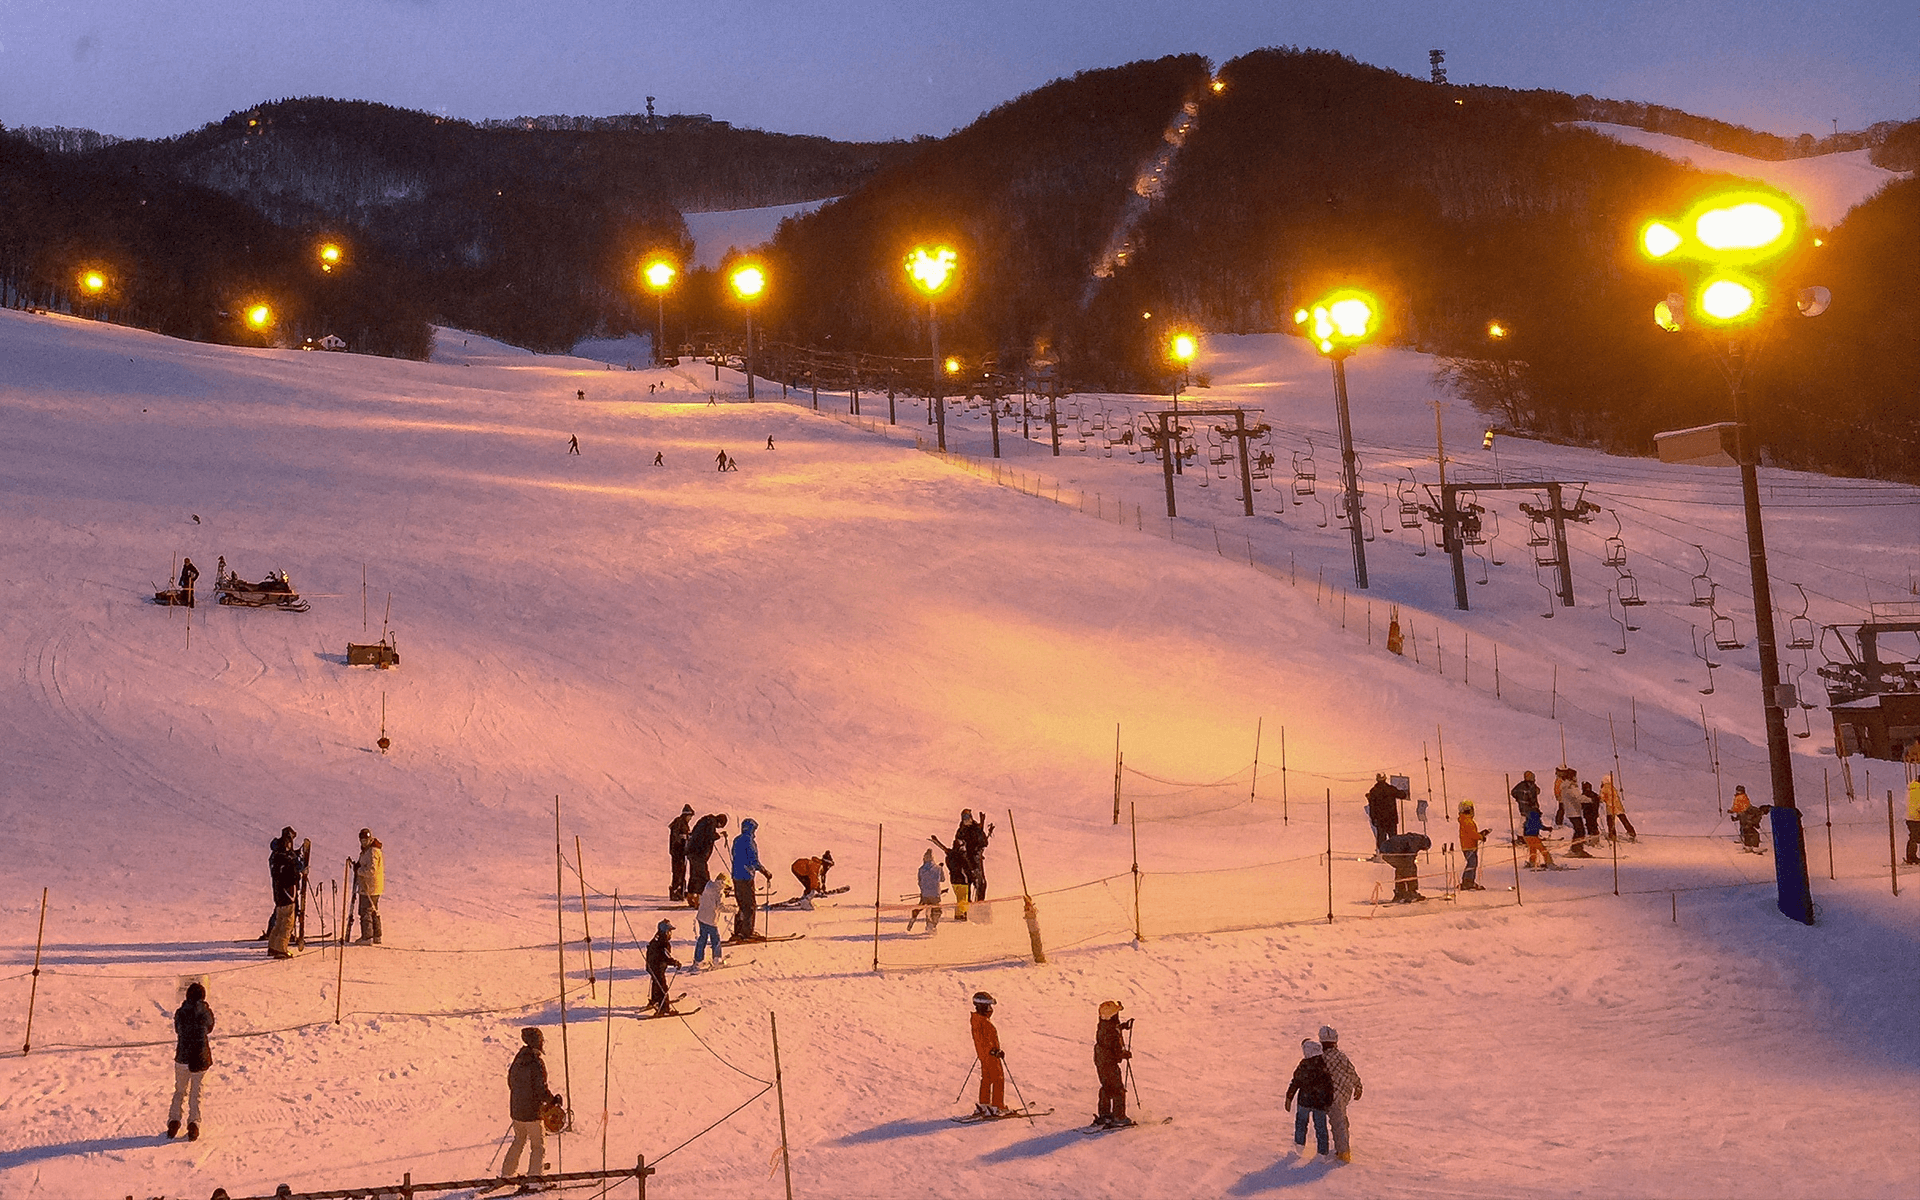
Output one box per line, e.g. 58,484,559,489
694,878,728,968
351,827,384,944
970,991,1007,1117
908,848,944,932
1380,831,1431,902
1456,800,1486,890
166,980,215,1141
1284,1038,1333,1159
267,828,308,958
1730,786,1771,851
1600,773,1637,843
503,1028,561,1184
1365,774,1406,856
1093,1000,1133,1128
955,810,992,900
790,851,834,907
178,558,199,608
567,434,580,455
645,919,680,1012
684,813,728,908
668,804,695,902
1318,1025,1362,1163
730,817,773,940
930,835,973,920
1523,804,1554,869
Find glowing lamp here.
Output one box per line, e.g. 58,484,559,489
643,259,676,291
1653,294,1687,333
80,271,107,294
905,246,957,297
943,356,961,376
1698,278,1759,324
1298,289,1379,355
1487,321,1508,340
1695,202,1788,255
1170,333,1198,364
729,264,766,301
319,243,342,272
1640,221,1683,260
246,304,273,329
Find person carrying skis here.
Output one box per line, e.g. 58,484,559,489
1557,768,1595,857
178,557,200,608
908,848,944,932
1523,804,1554,869
1093,1000,1133,1128
351,827,384,945
730,818,773,940
645,919,681,1012
970,991,1007,1118
955,810,992,900
1379,831,1431,902
1318,1025,1362,1163
503,1028,561,1183
684,813,728,909
267,828,308,959
1366,774,1406,856
930,835,973,920
1284,1038,1334,1159
1456,801,1486,890
790,851,834,907
167,980,215,1141
668,804,695,902
694,878,729,968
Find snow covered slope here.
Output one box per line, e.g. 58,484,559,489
0,308,1914,1200
684,200,833,270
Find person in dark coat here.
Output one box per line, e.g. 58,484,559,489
683,813,728,908
1285,1039,1335,1157
1511,771,1542,818
1092,1000,1133,1128
178,558,199,608
503,1028,560,1181
1365,774,1406,855
267,828,308,958
645,919,681,1013
954,810,992,899
668,805,695,902
167,981,215,1140
1380,831,1431,902
930,834,974,920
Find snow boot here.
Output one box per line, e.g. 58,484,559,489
166,1120,180,1139
1335,1150,1352,1163
187,1122,200,1142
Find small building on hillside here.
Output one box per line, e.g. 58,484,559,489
302,334,347,352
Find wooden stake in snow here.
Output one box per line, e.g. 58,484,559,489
1250,718,1263,804
334,860,350,1024
1324,789,1334,924
871,824,883,973
1130,803,1142,943
1505,773,1523,906
1007,809,1046,964
772,1013,795,1200
21,888,46,1053
554,795,575,1137
1890,791,1902,898
575,835,595,998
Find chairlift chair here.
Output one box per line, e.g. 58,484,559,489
1786,583,1815,650
1689,545,1717,607
1603,510,1628,567
1712,610,1744,651
1397,479,1422,529
1615,569,1646,609
1531,523,1558,568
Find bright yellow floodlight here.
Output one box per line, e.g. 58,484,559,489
1297,289,1379,354
905,246,957,296
943,356,961,376
245,304,273,329
1694,201,1788,255
1170,332,1198,363
1640,221,1683,260
1487,321,1508,340
318,243,343,272
644,258,676,291
80,270,107,294
729,263,766,301
1698,277,1759,323
1643,190,1802,267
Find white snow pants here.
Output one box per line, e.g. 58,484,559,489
503,1118,546,1178
169,1062,205,1126
1327,1097,1351,1156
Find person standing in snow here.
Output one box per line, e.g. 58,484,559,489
1555,767,1594,857
766,435,776,450
266,828,308,959
1093,1000,1133,1128
1510,770,1542,819
1317,1025,1362,1163
567,434,580,455
1366,774,1406,856
1456,800,1486,890
970,991,1007,1118
1579,781,1606,851
729,817,773,940
166,980,215,1141
178,557,199,608
684,813,728,909
1729,786,1770,851
694,878,728,968
653,450,664,467
715,449,728,472
930,835,973,920
1523,804,1555,869
1905,777,1920,865
1284,1038,1333,1158
1600,773,1637,843
503,1028,561,1183
1379,831,1431,902
908,848,945,932
668,804,695,903
954,810,993,901
645,919,681,1012
351,827,384,945
790,851,834,906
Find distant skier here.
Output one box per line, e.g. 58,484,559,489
954,810,993,901
351,827,384,945
908,848,944,932
969,991,1007,1118
766,435,776,450
178,557,199,608
1385,611,1404,656
1510,770,1542,818
1284,1038,1333,1159
503,1028,561,1183
1456,800,1486,890
1092,1000,1133,1128
684,813,728,908
266,828,308,959
1379,831,1431,902
668,804,695,902
724,454,738,472
567,434,580,455
693,878,728,968
1522,804,1555,869
790,851,834,907
1600,773,1637,843
645,919,681,1012
1906,777,1920,865
1318,1025,1362,1163
653,451,664,467
166,981,215,1141
576,390,585,400
729,817,773,940
1730,786,1770,852
1365,774,1406,856
715,449,727,471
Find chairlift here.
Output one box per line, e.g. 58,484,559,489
1310,496,1329,528
1534,565,1556,619
1615,568,1645,608
1712,609,1744,651
1691,627,1718,694
1361,508,1376,544
1483,509,1506,566
1603,509,1628,568
1786,582,1815,650
1397,478,1423,529
1690,544,1717,607
1471,545,1490,585
1291,445,1317,502
1526,515,1550,548
1607,589,1629,655
1532,526,1558,568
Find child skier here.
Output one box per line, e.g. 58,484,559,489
1284,1039,1334,1158
645,919,681,1013
1456,800,1486,890
693,878,728,968
789,851,834,907
1600,772,1637,842
1730,786,1771,852
969,991,1007,1117
1093,1000,1133,1128
1523,804,1555,869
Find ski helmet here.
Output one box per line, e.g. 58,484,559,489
523,1027,545,1047
1458,800,1474,813
972,991,995,1010
658,919,675,933
681,804,695,816
1098,1000,1124,1020
821,850,834,867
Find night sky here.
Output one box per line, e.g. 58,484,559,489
1,0,1914,142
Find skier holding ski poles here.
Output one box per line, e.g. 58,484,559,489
969,991,1007,1118
1092,1000,1134,1128
266,828,308,959
645,919,681,1014
729,818,773,941
683,813,727,909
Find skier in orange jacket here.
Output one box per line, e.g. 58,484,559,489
970,992,1006,1117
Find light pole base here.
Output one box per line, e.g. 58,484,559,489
1770,806,1814,925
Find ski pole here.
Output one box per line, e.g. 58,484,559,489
1002,1056,1037,1125
1124,1022,1143,1112
951,1059,977,1104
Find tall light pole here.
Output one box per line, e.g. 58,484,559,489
1642,187,1827,925
1295,289,1380,589
643,256,676,366
906,245,956,451
728,261,765,399
1169,332,1197,476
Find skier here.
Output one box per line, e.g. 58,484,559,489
645,919,681,1013
766,435,776,450
1456,800,1486,890
567,434,580,455
693,878,728,968
969,991,1007,1118
668,804,695,903
1600,773,1637,843
503,1028,561,1184
1729,786,1771,851
1365,773,1406,856
266,828,308,959
1284,1038,1333,1159
1318,1025,1362,1163
729,817,773,941
908,848,944,932
1385,611,1404,656
724,454,738,472
653,451,664,467
166,980,215,1141
954,810,993,901
1579,781,1606,852
178,557,199,608
684,813,728,908
1523,803,1555,869
1554,767,1592,856
930,834,973,920
1092,1000,1133,1128
789,851,834,907
1379,831,1431,902
1511,770,1542,818
715,449,728,472
351,827,384,945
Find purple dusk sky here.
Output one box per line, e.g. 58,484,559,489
1,1,1914,143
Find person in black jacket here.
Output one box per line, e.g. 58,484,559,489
503,1028,561,1182
1511,771,1542,817
1380,831,1432,902
930,834,974,920
178,558,199,608
954,810,992,900
1092,1000,1133,1128
167,981,215,1140
667,805,695,902
267,828,308,959
683,813,728,908
1285,1039,1334,1158
646,919,681,1013
1365,774,1406,856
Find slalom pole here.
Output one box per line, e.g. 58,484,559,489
1123,1019,1143,1112
576,836,596,999
1281,726,1288,825
1890,791,1901,898
1250,718,1263,804
1436,725,1451,819
771,1013,796,1200
21,887,46,1053
1324,789,1333,924
872,824,883,973
1130,804,1142,943
1823,770,1836,881
555,795,575,1136
1506,773,1523,905
334,860,350,1024
1007,809,1046,964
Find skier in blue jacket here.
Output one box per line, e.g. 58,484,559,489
730,818,773,941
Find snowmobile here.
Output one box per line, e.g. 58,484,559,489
217,568,310,612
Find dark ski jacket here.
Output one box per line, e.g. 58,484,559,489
1380,832,1431,858
173,990,215,1072
1365,779,1406,824
940,840,971,887
955,818,990,863
508,1045,558,1121
179,560,199,589
688,815,726,860
668,812,693,855
269,836,307,906
1287,1055,1335,1111
1511,778,1542,815
646,930,679,976
1094,1015,1130,1072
